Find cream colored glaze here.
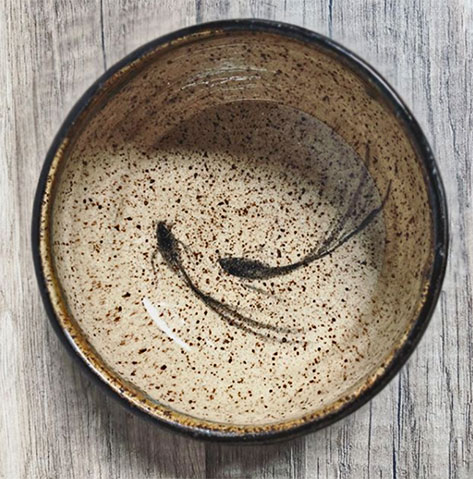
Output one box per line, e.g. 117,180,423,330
50,31,433,425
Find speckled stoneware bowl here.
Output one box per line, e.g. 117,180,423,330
33,20,448,442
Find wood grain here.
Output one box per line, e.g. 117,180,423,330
1,1,471,477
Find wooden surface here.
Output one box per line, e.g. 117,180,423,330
1,0,471,477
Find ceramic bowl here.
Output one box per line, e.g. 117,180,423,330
32,19,448,442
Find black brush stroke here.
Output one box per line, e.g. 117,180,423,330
218,146,391,280
155,222,305,342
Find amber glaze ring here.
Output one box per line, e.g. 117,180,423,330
32,19,448,442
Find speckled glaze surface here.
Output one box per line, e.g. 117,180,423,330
33,20,448,441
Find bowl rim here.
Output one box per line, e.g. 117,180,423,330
32,18,449,443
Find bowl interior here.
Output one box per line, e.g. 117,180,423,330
42,27,435,433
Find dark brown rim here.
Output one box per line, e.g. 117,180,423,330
32,19,448,443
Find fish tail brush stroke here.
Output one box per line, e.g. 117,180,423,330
219,146,391,280
155,222,305,343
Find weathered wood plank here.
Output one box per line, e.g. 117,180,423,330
1,2,110,477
